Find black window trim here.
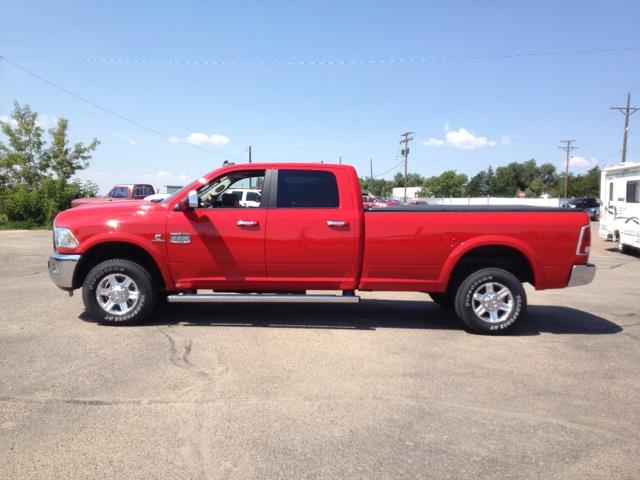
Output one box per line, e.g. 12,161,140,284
271,168,340,209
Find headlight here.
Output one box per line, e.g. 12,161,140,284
54,226,79,249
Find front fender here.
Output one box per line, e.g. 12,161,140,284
77,232,175,289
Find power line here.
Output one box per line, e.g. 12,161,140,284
0,56,246,162
374,160,404,178
3,46,639,68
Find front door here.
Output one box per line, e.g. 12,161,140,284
166,169,268,290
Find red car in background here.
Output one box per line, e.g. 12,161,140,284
362,193,401,208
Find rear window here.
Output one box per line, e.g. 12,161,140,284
627,181,640,203
277,170,339,208
134,185,154,197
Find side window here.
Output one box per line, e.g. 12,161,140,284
197,170,265,208
276,170,339,208
609,182,614,201
110,187,129,199
627,181,640,203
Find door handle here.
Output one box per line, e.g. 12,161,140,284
237,220,258,227
327,220,348,227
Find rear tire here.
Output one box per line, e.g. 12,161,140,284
454,268,526,334
82,259,156,326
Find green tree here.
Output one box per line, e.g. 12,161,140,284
360,177,393,197
467,169,493,196
393,172,425,188
418,170,468,197
0,102,99,227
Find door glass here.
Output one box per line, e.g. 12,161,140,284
276,170,339,208
197,170,265,208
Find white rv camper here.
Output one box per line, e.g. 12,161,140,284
599,161,640,253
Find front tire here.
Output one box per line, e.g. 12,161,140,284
454,268,526,334
82,259,156,325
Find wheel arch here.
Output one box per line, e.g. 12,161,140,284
73,241,169,291
440,237,541,291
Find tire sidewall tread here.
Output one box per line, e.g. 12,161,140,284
82,258,156,326
454,267,526,334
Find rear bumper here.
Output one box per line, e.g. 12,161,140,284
48,253,81,291
567,263,596,287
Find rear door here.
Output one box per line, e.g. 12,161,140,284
264,168,360,290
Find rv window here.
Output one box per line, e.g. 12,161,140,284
609,182,614,201
627,181,640,203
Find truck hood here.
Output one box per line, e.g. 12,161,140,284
55,201,165,229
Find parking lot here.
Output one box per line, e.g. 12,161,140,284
1,225,639,479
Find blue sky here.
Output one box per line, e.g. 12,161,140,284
1,0,639,193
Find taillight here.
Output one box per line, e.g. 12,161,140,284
577,225,591,256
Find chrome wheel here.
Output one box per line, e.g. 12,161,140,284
95,273,140,316
471,281,514,324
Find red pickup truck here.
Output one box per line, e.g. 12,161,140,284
71,184,155,208
48,163,595,334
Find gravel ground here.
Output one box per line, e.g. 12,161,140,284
1,224,639,479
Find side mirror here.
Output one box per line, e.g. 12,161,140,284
188,190,198,208
177,190,199,211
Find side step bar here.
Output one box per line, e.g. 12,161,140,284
166,293,360,304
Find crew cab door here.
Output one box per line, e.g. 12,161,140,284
264,168,360,290
166,169,269,290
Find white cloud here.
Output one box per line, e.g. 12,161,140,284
168,132,230,146
445,128,496,149
186,132,230,146
423,138,445,146
423,127,505,150
569,156,597,169
35,114,59,129
0,115,17,127
1,114,59,129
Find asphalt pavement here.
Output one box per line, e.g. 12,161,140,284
1,225,639,479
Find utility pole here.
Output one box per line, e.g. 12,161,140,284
369,158,373,182
247,145,252,187
558,139,578,198
399,132,414,203
339,156,342,165
611,93,639,164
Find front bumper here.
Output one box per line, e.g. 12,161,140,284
48,253,81,291
567,263,596,287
